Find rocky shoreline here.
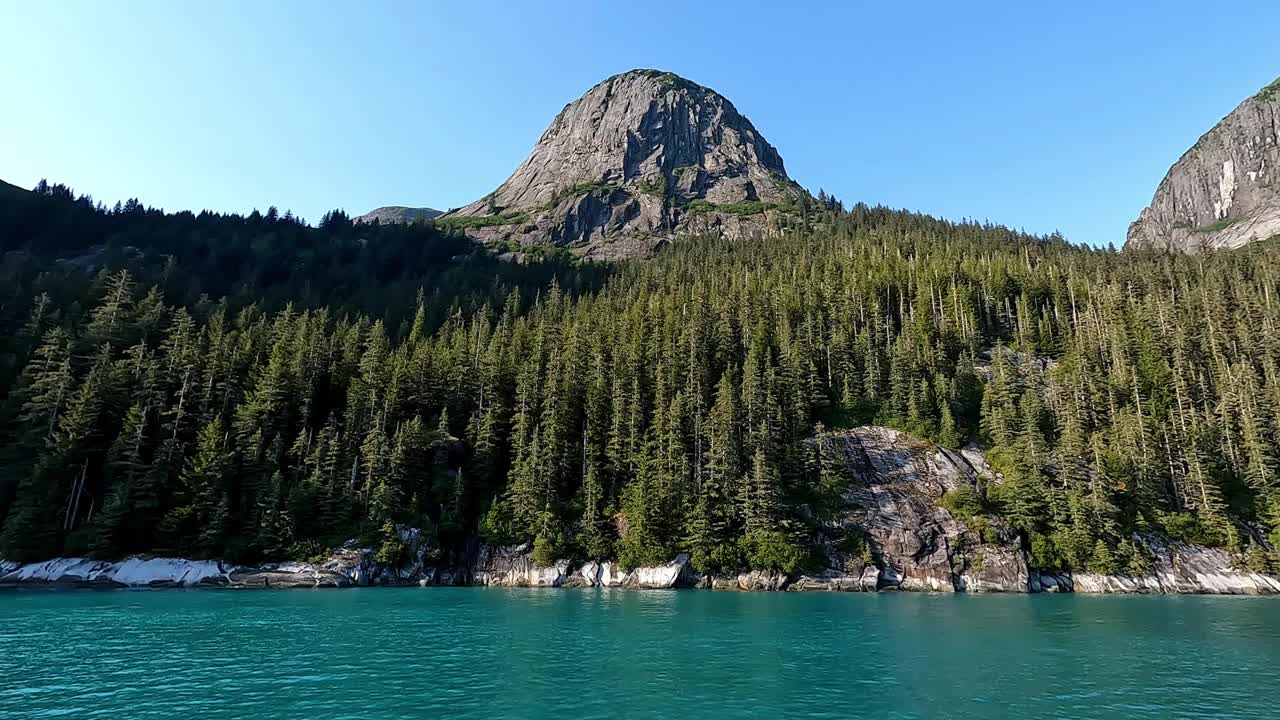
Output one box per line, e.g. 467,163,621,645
4,535,1279,595
5,426,1279,595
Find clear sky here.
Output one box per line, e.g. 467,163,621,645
2,1,1277,247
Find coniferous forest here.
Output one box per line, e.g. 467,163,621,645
2,180,1279,576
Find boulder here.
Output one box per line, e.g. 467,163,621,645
622,553,697,589
532,561,572,588
571,561,603,588
712,569,789,591
565,560,626,588
788,571,870,592
598,561,627,587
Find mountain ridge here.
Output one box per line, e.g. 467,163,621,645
354,206,442,225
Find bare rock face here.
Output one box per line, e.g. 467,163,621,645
0,557,232,588
789,565,879,592
353,206,442,225
471,544,571,587
621,553,699,589
1036,533,1280,595
818,427,1030,593
228,525,439,588
1126,79,1280,252
227,564,351,589
712,569,790,591
441,69,807,259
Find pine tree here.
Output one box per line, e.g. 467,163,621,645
84,270,135,349
181,417,232,556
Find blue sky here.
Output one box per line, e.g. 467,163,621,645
2,1,1277,247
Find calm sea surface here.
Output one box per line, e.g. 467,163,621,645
1,588,1276,719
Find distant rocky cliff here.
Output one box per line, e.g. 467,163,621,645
5,425,1276,594
1126,78,1280,252
353,206,442,224
439,69,808,259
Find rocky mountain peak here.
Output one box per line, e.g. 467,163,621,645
1126,77,1280,252
442,69,808,258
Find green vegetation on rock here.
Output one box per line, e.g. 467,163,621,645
1258,77,1280,101
634,175,667,197
684,199,775,216
1194,217,1241,233
436,211,529,229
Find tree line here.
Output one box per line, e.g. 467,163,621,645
1,183,1278,576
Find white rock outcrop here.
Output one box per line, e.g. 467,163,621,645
471,545,571,587
1036,534,1280,595
788,567,878,592
105,557,228,586
622,553,697,589
0,556,229,587
598,561,627,587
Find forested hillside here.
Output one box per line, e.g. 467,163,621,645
2,181,1279,576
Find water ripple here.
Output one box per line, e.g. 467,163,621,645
0,590,1277,719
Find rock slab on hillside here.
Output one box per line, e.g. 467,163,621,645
1127,78,1280,252
815,427,1030,592
441,69,807,259
0,557,230,588
1036,533,1280,595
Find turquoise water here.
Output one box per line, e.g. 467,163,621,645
1,589,1277,719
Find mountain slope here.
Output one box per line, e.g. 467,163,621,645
441,69,808,259
0,178,26,197
1126,78,1280,252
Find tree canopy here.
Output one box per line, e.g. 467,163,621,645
2,181,1278,576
